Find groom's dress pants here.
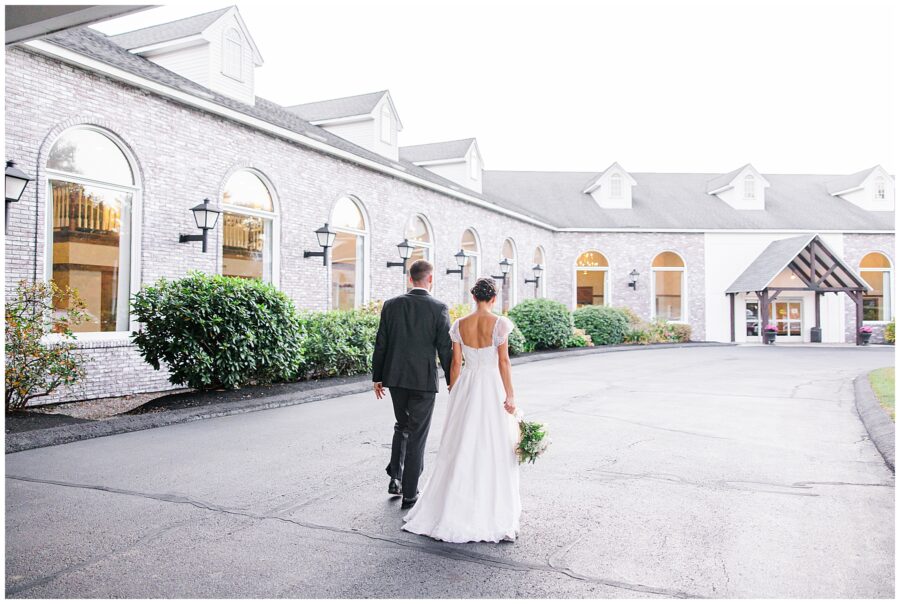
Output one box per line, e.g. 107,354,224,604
386,387,435,498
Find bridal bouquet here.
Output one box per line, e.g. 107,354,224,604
514,411,550,464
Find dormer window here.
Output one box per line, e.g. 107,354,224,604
875,177,886,200
379,104,392,143
610,174,622,198
744,174,755,199
223,28,243,81
469,149,479,180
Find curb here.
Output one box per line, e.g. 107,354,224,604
6,341,732,454
854,373,895,473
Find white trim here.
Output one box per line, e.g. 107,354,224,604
129,34,206,55
24,40,556,232
329,196,370,309
218,168,280,287
309,114,373,126
572,250,611,310
411,158,466,167
859,250,893,323
649,251,687,323
500,238,518,311
555,228,895,234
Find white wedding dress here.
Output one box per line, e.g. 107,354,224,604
401,316,521,543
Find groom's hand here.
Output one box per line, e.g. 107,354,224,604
373,382,385,399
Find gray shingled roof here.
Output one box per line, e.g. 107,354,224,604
285,90,387,122
706,164,750,193
482,170,894,230
400,139,474,163
825,166,877,194
725,234,869,293
108,7,231,50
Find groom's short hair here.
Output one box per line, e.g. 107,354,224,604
409,259,434,284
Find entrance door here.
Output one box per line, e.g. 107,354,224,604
770,300,802,341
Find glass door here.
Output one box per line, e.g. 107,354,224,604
770,300,802,340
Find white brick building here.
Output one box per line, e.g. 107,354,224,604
4,7,894,403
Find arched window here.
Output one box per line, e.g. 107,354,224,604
221,170,276,283
461,228,481,303
744,174,755,199
860,252,893,322
404,214,432,292
331,197,368,310
500,238,517,312
532,246,547,298
575,251,608,308
874,176,886,200
47,127,138,333
380,104,392,143
610,173,622,198
651,251,686,322
223,28,243,80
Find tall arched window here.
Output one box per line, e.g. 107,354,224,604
404,214,432,291
651,251,686,321
744,174,755,199
47,127,138,333
461,228,481,303
500,238,517,312
223,28,243,80
331,197,368,310
380,104,392,143
860,252,893,322
610,173,622,198
221,170,276,283
532,246,547,298
575,251,608,308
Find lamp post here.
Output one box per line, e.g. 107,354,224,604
5,160,34,235
445,249,469,279
628,269,640,290
491,258,511,281
179,198,222,253
524,263,544,294
387,239,414,273
303,223,337,266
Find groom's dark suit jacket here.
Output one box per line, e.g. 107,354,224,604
372,289,453,392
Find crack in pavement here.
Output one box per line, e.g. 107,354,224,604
561,408,730,441
6,474,702,599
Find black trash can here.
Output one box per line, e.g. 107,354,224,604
810,327,822,343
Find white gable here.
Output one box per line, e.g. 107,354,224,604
314,91,403,160
707,164,770,210
583,162,637,209
828,165,894,212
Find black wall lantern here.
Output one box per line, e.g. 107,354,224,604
304,222,336,265
524,263,544,291
491,258,511,281
387,239,414,273
446,249,468,279
6,160,34,234
179,198,222,253
628,269,640,290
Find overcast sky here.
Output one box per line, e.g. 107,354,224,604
93,0,896,174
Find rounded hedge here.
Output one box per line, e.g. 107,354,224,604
507,298,573,350
573,306,630,346
131,272,302,390
297,309,380,379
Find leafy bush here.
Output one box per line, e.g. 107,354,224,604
886,321,895,344
565,332,589,348
5,280,88,411
573,306,630,345
131,272,302,390
508,299,573,350
449,303,471,324
668,322,692,343
507,325,526,356
624,327,651,344
296,309,380,379
614,306,642,327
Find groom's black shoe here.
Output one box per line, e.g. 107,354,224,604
400,492,420,509
388,478,402,496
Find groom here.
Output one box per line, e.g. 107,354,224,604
372,259,453,509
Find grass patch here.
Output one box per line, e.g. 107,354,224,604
868,367,895,421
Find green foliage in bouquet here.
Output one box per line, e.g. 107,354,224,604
516,417,550,464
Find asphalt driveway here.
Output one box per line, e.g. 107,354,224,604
5,346,894,598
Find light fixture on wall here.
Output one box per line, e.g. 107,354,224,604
524,263,544,291
5,160,33,235
304,222,337,266
179,198,222,253
446,249,468,279
628,269,640,290
491,258,511,281
387,239,414,273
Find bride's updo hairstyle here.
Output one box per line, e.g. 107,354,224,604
471,277,498,302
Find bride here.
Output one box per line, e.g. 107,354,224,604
401,277,521,543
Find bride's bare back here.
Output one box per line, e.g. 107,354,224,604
457,312,500,348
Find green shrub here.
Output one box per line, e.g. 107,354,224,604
614,306,642,327
507,325,526,356
624,327,651,344
668,322,692,343
5,280,88,411
573,306,630,345
296,309,380,379
886,321,895,344
449,303,471,324
565,332,589,348
131,272,302,390
507,298,573,350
